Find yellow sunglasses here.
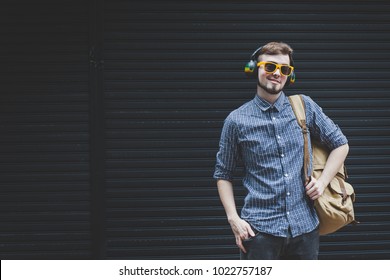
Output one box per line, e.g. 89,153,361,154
257,61,294,76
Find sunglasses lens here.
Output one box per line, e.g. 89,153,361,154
281,66,292,76
264,63,277,73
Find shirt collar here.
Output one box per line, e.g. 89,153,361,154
253,92,288,112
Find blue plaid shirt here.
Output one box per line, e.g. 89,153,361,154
214,93,348,237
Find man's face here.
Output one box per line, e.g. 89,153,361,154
257,53,291,95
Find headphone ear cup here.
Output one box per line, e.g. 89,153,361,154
245,46,263,78
285,71,296,86
244,60,257,78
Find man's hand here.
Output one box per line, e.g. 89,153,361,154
217,179,256,253
305,176,326,200
306,144,349,201
228,217,255,253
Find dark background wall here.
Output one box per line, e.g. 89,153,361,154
1,0,389,259
0,0,92,259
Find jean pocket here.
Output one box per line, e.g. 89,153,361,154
242,230,260,249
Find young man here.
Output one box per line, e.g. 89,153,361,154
213,42,349,259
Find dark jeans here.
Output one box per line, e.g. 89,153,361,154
240,228,319,260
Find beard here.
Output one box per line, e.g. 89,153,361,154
257,79,284,95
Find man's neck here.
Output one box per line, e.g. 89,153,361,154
256,87,282,104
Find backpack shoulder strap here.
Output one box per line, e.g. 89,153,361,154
288,94,311,183
288,95,306,128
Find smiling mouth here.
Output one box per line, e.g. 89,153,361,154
268,78,280,84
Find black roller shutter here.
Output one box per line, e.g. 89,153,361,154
0,1,92,259
104,0,390,259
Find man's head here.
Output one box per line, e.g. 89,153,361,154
245,42,295,95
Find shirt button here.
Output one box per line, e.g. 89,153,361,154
287,192,291,196
281,154,285,158
287,211,290,215
272,117,276,120
284,173,288,177
277,135,281,139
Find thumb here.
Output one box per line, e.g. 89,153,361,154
305,175,312,186
246,224,256,237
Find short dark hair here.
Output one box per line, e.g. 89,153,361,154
258,42,294,65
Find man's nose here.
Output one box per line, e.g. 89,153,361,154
273,68,281,76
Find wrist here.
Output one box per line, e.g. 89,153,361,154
316,177,328,188
227,213,240,223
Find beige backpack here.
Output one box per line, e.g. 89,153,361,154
288,95,357,235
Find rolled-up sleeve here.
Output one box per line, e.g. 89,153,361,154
213,116,240,181
304,95,348,150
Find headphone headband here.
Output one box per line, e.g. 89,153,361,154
250,46,264,61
